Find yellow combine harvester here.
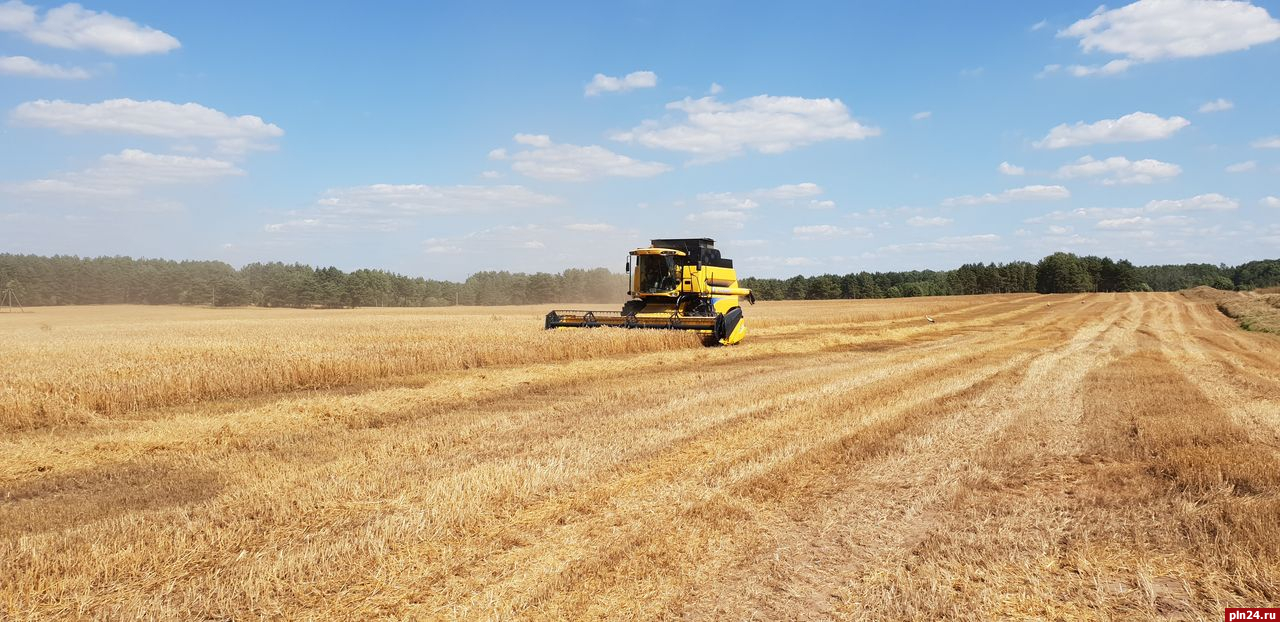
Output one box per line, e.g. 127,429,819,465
545,238,755,345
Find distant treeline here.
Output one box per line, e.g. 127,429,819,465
1,253,1277,307
0,255,624,307
742,253,1280,300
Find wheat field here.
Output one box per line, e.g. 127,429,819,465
2,293,1278,620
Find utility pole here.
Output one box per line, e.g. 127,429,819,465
2,281,24,313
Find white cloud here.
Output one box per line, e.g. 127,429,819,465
696,193,759,210
912,111,932,120
479,170,502,179
1041,59,1134,77
708,82,723,95
1054,155,1181,185
793,224,870,239
1058,0,1280,70
513,133,552,148
1253,136,1280,148
685,209,749,229
997,161,1026,176
423,243,463,255
1034,111,1189,149
1096,216,1153,229
612,94,880,161
1027,206,1145,223
11,98,284,153
1031,19,1049,31
1199,98,1235,113
7,148,240,194
746,255,820,269
879,234,1001,254
494,134,670,181
1225,160,1256,173
0,54,87,78
1145,193,1238,213
0,0,180,55
942,184,1071,206
585,70,657,96
1047,225,1073,234
265,185,559,233
420,225,548,256
1261,196,1280,208
759,182,824,199
696,182,825,210
906,216,953,227
564,223,615,232
0,0,36,30
4,149,241,213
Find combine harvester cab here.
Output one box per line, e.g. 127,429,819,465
545,238,755,345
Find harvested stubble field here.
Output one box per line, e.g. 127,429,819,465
2,293,1278,620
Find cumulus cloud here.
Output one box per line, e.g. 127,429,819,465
1145,193,1238,213
564,223,615,232
1096,215,1153,229
685,209,750,229
11,98,284,154
1054,155,1181,184
1225,160,1256,173
792,224,870,239
584,70,657,96
0,54,88,78
491,134,670,181
1034,111,1189,149
0,0,180,55
420,225,549,256
695,182,826,210
1057,0,1280,74
879,234,1001,254
942,184,1071,206
265,184,559,233
745,256,821,269
696,193,759,210
906,216,953,227
1253,136,1280,148
612,94,880,162
4,149,242,207
1040,59,1134,77
1027,206,1143,223
912,111,932,120
1262,196,1280,208
1199,98,1235,113
998,161,1026,176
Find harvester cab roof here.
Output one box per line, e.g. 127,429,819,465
642,238,733,268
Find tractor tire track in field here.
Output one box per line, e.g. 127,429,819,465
2,293,1278,620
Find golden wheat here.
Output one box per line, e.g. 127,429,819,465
2,293,1277,620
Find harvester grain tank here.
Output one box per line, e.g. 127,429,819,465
544,238,755,345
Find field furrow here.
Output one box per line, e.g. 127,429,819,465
2,293,1276,620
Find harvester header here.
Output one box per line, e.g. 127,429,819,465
545,238,755,345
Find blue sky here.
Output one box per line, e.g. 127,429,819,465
2,0,1278,279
